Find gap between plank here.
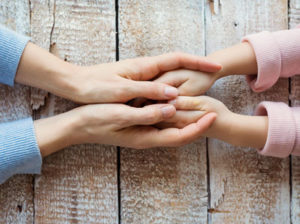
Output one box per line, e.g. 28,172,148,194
115,0,121,223
115,0,119,61
203,2,211,224
287,1,292,223
117,147,121,224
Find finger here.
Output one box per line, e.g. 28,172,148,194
154,69,189,87
134,112,217,148
124,53,222,81
154,70,212,96
153,52,222,73
168,96,208,110
130,80,179,100
196,112,217,131
177,80,209,96
155,110,206,129
125,104,176,126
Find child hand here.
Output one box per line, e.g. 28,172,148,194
157,96,268,148
154,69,221,96
156,96,231,132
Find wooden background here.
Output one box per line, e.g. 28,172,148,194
0,0,299,223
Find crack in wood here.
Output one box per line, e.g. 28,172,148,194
209,0,221,15
208,208,230,214
49,0,56,50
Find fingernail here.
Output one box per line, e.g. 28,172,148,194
168,99,176,105
161,105,175,118
164,86,178,97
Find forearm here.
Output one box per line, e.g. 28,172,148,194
15,42,78,98
206,42,258,78
206,113,268,149
33,110,82,157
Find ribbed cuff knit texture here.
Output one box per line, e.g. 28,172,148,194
0,118,42,184
242,31,281,92
255,102,296,158
0,24,30,86
0,25,42,184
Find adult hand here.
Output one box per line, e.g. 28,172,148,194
34,103,217,157
65,52,222,103
16,43,222,103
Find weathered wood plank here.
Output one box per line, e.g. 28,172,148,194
289,0,300,223
29,0,54,110
119,1,208,223
31,1,118,223
0,1,34,223
206,1,290,223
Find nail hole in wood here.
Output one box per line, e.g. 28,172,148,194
17,205,22,213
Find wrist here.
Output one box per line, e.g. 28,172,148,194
226,114,268,148
34,109,82,157
15,42,81,100
204,111,268,149
40,61,81,100
206,42,258,80
205,110,237,142
206,51,232,80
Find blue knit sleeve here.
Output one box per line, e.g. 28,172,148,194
0,24,30,86
0,26,42,183
0,118,42,184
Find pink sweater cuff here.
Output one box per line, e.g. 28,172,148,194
243,27,300,92
291,107,300,156
242,32,281,92
255,102,297,158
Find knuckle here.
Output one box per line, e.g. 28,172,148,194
113,86,125,98
144,109,161,123
150,83,163,97
114,85,135,101
172,51,183,57
175,120,188,128
172,51,184,61
113,113,126,125
179,87,190,96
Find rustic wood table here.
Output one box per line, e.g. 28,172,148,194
0,0,299,223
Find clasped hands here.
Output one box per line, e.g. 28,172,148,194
17,42,268,157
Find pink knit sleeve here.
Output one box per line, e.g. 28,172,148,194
255,102,300,158
242,26,300,92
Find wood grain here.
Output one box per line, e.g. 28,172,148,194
0,1,296,223
206,1,290,223
119,1,208,223
289,0,300,223
31,0,118,223
0,1,34,223
29,0,54,110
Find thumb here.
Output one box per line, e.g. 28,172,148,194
130,80,178,100
196,112,217,132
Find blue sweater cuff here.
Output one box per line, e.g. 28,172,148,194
0,24,30,86
0,118,42,184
